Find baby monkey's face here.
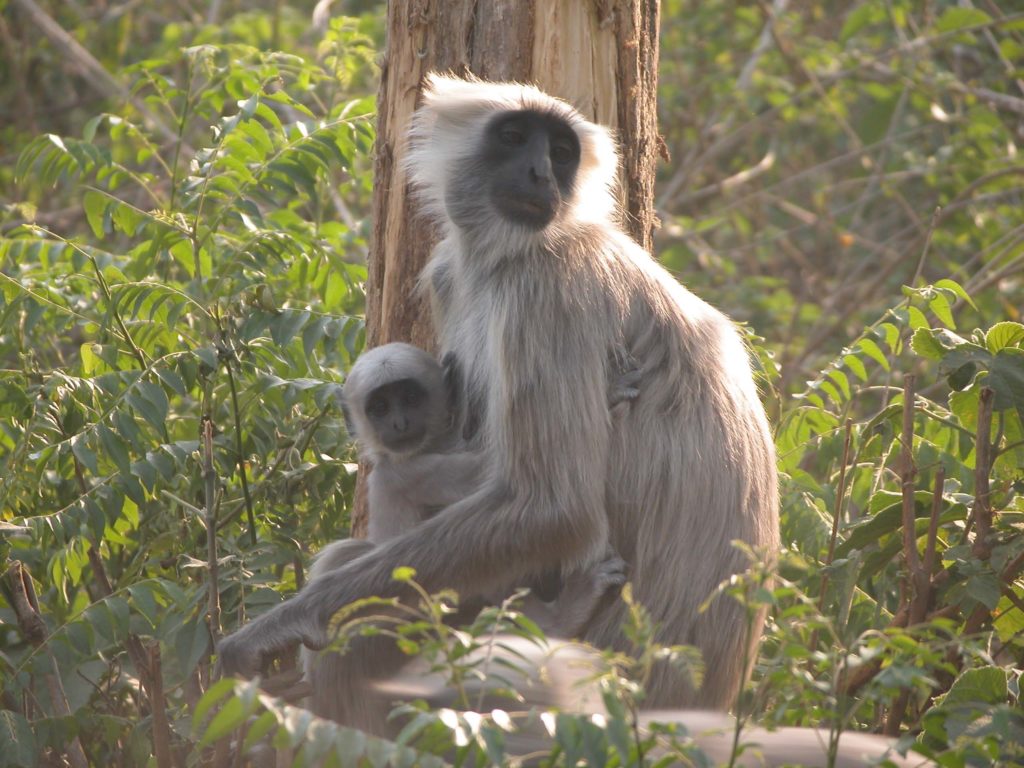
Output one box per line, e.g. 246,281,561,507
364,378,435,454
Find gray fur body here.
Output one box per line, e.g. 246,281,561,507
216,75,778,713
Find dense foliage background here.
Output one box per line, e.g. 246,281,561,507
0,0,1022,765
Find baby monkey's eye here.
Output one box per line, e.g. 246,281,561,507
366,398,389,418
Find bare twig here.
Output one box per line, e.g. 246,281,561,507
899,375,921,579
884,375,922,736
203,417,222,643
148,645,173,768
809,419,853,651
971,388,995,560
922,467,945,583
673,150,777,209
6,562,89,768
224,353,257,546
207,0,225,25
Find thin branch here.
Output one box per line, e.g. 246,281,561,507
810,419,852,651
203,417,222,643
148,645,173,768
88,254,148,369
922,467,945,582
971,388,995,560
899,375,921,576
224,354,257,547
884,375,923,736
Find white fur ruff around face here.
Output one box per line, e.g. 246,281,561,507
404,72,621,238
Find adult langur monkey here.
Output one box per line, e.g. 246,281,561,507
217,73,779,711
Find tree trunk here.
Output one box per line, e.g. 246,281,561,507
354,0,661,534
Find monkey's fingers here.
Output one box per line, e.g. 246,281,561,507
260,668,311,702
215,636,261,679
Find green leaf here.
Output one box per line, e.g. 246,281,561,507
194,346,219,373
827,368,851,400
987,350,1024,414
270,310,310,347
840,2,884,43
136,381,169,426
935,278,976,310
97,422,131,474
197,695,249,747
880,322,901,352
155,366,188,396
928,292,955,329
83,189,109,238
942,667,1008,707
858,337,890,370
0,710,37,767
964,571,1002,609
935,7,991,34
985,321,1024,353
392,566,416,581
70,433,100,476
843,353,868,382
947,362,978,391
911,328,944,360
174,616,212,676
907,306,929,331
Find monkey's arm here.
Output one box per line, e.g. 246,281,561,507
308,539,376,582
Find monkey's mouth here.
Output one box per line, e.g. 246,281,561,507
382,432,427,454
496,195,556,229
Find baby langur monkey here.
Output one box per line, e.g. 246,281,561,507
310,342,638,635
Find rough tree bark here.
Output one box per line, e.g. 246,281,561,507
353,0,661,533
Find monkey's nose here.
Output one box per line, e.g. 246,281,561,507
529,149,553,183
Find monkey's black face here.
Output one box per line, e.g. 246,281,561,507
480,110,581,230
364,379,433,453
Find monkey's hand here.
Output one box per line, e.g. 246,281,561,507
553,553,628,636
564,552,628,605
530,553,628,638
216,598,327,679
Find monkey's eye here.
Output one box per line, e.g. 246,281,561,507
499,126,526,146
402,389,425,407
551,143,575,166
366,398,389,418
